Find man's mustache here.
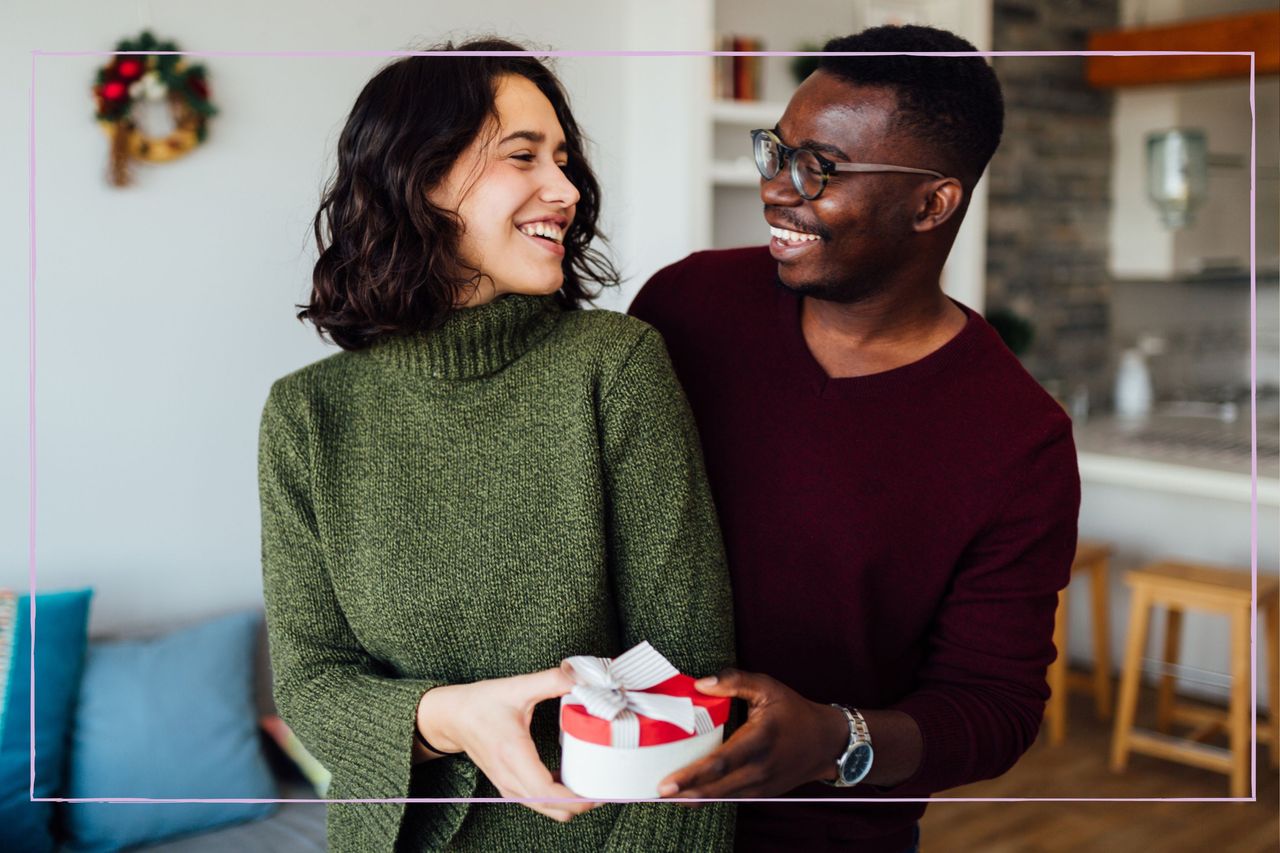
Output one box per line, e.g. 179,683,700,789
763,206,831,241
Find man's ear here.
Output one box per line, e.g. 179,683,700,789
913,178,965,232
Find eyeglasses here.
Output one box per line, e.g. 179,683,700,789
750,128,945,200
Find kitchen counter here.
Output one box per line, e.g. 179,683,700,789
1072,413,1279,712
1073,412,1280,506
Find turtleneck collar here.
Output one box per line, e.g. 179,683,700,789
367,294,561,380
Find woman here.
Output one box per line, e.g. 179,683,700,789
258,39,735,852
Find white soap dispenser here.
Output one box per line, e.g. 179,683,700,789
1114,334,1162,419
1114,349,1152,419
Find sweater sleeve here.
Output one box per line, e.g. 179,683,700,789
258,379,478,850
884,417,1080,795
596,327,736,852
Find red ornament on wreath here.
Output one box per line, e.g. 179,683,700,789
93,30,218,187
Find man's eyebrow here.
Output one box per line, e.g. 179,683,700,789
798,137,849,160
773,125,849,161
498,129,568,152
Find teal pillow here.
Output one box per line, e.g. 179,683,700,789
63,610,277,851
0,588,94,853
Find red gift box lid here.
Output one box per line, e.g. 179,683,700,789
560,673,731,747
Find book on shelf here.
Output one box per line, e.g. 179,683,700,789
713,34,764,101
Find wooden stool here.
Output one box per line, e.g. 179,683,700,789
1109,561,1280,797
1045,541,1114,746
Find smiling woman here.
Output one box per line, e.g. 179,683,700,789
303,41,614,347
427,75,580,305
259,39,735,853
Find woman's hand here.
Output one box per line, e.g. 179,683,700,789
416,667,596,822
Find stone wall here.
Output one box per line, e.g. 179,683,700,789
985,0,1118,401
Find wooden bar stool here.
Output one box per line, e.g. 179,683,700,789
1109,561,1280,797
1045,540,1114,746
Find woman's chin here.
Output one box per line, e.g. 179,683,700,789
502,278,564,298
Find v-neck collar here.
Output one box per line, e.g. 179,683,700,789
774,285,982,400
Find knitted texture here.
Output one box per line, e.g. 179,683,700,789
258,294,736,852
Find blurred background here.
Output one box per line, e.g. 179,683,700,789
2,0,1277,850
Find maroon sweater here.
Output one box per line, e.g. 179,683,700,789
630,247,1080,851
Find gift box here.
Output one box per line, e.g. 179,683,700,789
559,641,730,799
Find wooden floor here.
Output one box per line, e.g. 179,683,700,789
919,678,1279,852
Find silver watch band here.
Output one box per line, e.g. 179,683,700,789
847,706,871,747
825,704,872,787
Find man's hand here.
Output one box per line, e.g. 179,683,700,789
656,668,849,800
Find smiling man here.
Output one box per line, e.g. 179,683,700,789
629,25,1081,853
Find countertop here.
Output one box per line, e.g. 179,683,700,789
1073,412,1280,505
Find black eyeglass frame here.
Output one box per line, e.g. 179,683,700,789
750,128,946,200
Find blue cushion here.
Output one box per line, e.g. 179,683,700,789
63,610,278,851
0,588,94,853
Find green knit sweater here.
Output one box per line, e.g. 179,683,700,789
258,294,736,852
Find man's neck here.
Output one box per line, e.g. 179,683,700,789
800,286,967,379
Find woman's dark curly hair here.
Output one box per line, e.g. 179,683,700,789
302,38,619,350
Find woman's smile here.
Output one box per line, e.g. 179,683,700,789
516,217,568,257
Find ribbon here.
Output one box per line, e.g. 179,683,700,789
562,641,715,749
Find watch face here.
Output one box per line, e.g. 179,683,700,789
840,742,874,786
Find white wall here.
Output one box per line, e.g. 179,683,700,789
0,0,703,636
596,1,712,311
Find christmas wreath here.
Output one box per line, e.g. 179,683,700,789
93,30,217,186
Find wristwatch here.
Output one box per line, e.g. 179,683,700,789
824,704,874,787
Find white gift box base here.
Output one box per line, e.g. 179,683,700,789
560,726,725,799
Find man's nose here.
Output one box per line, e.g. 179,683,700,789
760,166,800,206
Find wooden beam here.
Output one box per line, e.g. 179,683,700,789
1087,10,1279,88
1127,729,1234,774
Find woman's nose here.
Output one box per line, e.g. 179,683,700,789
541,163,581,208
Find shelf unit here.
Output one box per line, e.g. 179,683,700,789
709,158,762,188
708,99,786,192
708,98,787,127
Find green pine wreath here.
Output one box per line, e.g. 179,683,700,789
93,30,217,185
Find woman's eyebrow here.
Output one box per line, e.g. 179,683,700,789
498,130,568,152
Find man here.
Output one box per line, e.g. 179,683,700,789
629,25,1080,853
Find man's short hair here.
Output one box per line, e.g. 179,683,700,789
818,25,1004,188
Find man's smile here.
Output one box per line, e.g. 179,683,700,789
768,222,825,262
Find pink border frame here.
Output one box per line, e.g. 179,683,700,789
26,48,1260,806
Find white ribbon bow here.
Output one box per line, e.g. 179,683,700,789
562,641,714,749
